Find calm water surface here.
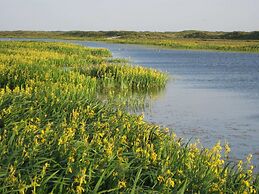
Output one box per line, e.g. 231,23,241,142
1,38,259,171
80,41,259,171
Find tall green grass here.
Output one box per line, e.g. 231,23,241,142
0,41,258,193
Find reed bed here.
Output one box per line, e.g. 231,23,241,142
0,41,258,193
87,64,168,90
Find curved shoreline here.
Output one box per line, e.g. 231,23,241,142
0,40,258,193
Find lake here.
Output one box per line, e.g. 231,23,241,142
1,38,259,171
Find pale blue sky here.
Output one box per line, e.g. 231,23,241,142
0,0,259,31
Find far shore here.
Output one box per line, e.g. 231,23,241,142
1,30,259,53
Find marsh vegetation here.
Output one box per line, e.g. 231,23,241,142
0,41,258,193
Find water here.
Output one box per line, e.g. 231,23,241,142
1,38,259,170
78,41,259,171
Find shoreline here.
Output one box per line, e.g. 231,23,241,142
0,40,258,193
1,35,259,53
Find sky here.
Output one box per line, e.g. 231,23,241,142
0,0,259,32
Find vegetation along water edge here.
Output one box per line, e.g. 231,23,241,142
1,30,259,53
0,41,258,193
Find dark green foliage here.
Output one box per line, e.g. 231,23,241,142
0,119,4,128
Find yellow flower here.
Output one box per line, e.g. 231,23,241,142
242,180,250,188
112,171,118,177
151,152,157,162
177,169,183,175
157,175,164,184
105,143,114,157
76,185,84,193
67,167,72,173
166,169,171,175
166,178,175,188
118,180,126,188
210,183,219,192
121,135,127,144
249,186,257,193
224,143,231,155
213,141,222,153
238,160,243,171
246,154,252,164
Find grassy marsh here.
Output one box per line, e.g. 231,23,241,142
0,41,258,193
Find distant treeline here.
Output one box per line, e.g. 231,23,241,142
1,30,259,40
